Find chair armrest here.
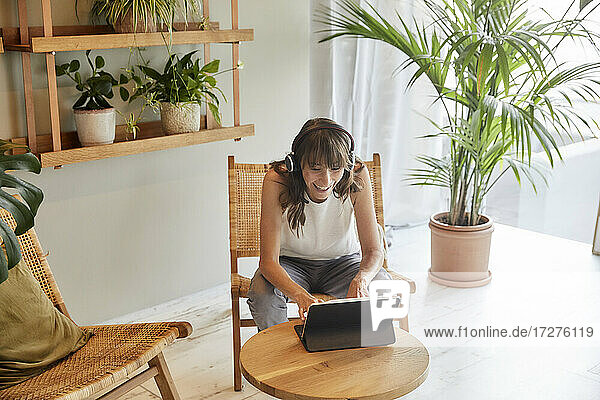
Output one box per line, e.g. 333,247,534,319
231,272,251,297
384,268,416,294
234,270,415,296
82,322,193,339
169,321,193,338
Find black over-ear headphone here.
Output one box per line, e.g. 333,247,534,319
284,123,355,172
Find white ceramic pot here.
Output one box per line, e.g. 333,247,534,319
160,102,201,135
74,108,116,147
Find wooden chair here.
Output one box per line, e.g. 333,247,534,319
0,208,192,400
227,153,417,391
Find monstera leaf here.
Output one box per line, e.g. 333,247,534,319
0,141,43,285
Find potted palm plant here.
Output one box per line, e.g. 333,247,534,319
56,50,119,147
77,0,202,33
319,0,600,286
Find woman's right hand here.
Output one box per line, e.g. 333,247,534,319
295,290,323,321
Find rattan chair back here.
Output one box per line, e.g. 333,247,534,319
0,207,70,317
227,161,270,263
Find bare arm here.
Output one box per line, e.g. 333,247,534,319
258,170,321,319
347,166,385,297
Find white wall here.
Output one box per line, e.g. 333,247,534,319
0,1,310,324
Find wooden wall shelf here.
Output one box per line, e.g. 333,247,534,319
7,0,250,169
2,28,252,53
1,21,219,41
11,122,254,167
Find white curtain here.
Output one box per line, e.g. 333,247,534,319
310,0,445,226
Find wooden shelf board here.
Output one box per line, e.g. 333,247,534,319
1,22,220,48
12,122,254,167
1,22,217,38
4,44,32,52
27,28,252,53
0,37,3,53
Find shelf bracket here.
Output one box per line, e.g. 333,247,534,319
18,0,37,154
40,0,62,154
202,0,219,130
231,0,240,127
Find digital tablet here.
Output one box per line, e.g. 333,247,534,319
293,297,396,352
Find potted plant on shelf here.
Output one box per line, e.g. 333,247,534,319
124,50,226,135
0,142,43,285
75,0,201,33
319,0,600,287
56,50,120,147
77,0,203,33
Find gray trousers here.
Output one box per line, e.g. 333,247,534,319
247,253,391,331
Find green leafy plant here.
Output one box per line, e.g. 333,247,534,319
115,94,155,140
77,0,203,32
0,141,43,285
122,50,226,125
318,0,600,226
56,50,119,110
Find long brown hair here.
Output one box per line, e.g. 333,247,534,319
271,118,364,236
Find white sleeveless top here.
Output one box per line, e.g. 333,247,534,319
279,194,361,260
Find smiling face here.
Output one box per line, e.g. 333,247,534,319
294,123,353,203
302,163,345,203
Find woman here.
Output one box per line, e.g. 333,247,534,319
247,118,390,331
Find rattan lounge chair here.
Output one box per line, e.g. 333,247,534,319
227,153,417,391
0,208,192,400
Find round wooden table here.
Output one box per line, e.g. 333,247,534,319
240,321,429,400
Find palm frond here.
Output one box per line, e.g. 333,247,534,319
318,0,600,225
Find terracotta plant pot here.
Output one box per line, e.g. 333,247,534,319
113,9,157,33
160,102,201,135
74,108,115,147
428,212,494,288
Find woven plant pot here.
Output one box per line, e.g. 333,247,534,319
160,102,201,135
74,108,115,147
428,212,494,288
113,9,157,33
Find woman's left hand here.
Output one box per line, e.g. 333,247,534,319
346,275,370,298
